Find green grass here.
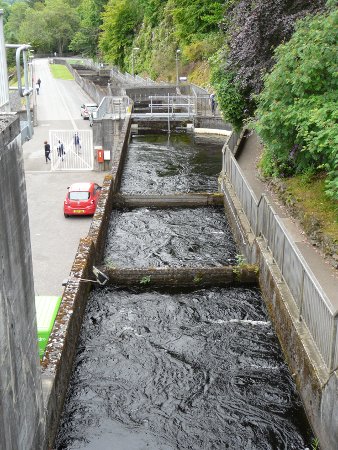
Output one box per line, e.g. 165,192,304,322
49,64,74,80
283,175,338,242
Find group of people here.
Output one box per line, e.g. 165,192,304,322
43,140,65,163
44,133,81,163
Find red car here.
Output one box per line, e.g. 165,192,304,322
64,182,102,217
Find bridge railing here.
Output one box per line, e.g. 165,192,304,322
222,133,338,372
95,96,131,120
148,95,195,117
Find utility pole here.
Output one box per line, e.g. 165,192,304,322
175,49,181,86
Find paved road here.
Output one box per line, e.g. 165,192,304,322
23,58,107,296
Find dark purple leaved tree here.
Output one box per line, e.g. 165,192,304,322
226,0,327,94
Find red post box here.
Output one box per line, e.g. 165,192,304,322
97,149,104,163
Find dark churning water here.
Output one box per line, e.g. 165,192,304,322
55,133,313,449
56,287,312,450
119,134,225,194
104,207,237,268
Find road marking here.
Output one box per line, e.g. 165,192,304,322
51,78,78,130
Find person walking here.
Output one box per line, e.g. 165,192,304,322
74,132,81,153
44,141,51,163
57,140,65,161
35,82,40,95
37,78,41,88
210,93,216,115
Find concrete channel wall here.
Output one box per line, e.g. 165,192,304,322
0,114,44,450
41,114,132,448
220,132,338,450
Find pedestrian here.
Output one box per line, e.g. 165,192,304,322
210,93,216,115
44,141,51,163
57,140,65,161
35,83,40,95
74,132,81,153
37,78,41,88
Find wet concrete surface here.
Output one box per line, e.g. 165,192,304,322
104,207,237,268
56,286,312,450
120,134,225,194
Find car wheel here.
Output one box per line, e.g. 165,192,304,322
64,213,69,218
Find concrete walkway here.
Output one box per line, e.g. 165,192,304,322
236,131,338,310
23,58,107,296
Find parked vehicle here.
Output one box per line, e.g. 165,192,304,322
80,103,98,120
64,182,102,217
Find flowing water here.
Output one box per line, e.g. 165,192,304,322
104,207,237,268
56,287,312,450
119,134,224,194
55,133,313,449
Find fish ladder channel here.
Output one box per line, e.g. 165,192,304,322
55,134,313,449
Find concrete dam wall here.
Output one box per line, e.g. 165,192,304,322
0,114,44,449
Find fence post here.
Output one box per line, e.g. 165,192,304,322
280,234,286,281
167,93,170,134
298,268,305,321
329,314,338,372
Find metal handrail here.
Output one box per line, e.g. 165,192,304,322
222,131,338,372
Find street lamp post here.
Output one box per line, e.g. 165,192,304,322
132,47,140,77
175,49,181,85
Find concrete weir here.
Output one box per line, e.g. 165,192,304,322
111,192,225,208
101,266,258,288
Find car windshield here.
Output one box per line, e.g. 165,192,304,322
69,191,90,200
87,106,97,112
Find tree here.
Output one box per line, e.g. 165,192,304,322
212,0,327,127
69,0,107,56
4,1,29,43
18,0,79,54
99,0,143,69
167,0,224,44
254,8,338,199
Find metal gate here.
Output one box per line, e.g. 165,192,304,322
49,130,93,171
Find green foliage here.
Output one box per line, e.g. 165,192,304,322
49,63,74,79
184,33,222,62
16,0,80,54
311,437,320,450
210,57,247,130
69,0,106,56
193,273,203,284
4,1,29,43
255,8,338,199
140,275,151,285
99,0,143,69
168,0,224,44
235,254,246,266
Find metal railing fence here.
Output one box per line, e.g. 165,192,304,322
95,96,130,120
148,95,195,117
222,134,338,372
0,10,10,112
